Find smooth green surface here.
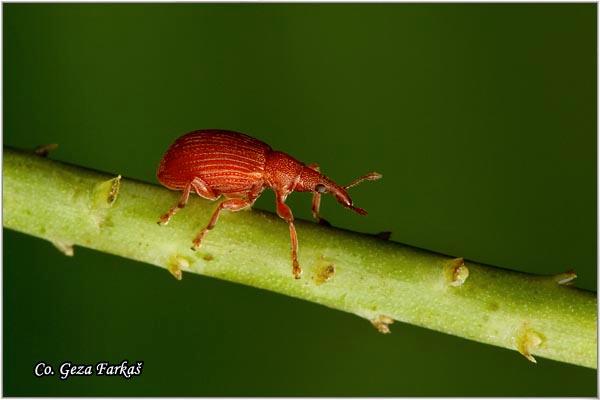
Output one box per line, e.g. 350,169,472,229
4,3,596,396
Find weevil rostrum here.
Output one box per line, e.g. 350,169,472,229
157,129,382,279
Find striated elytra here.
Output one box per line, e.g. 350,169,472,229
157,129,382,279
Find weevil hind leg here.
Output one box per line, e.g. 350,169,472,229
275,193,302,279
190,176,219,200
190,184,262,251
191,198,254,250
158,176,219,225
158,184,192,225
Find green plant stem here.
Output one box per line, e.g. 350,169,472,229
3,146,597,368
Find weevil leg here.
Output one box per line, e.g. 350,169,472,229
307,163,331,226
158,184,192,225
275,193,302,279
310,192,331,226
311,191,323,221
191,198,254,250
190,176,219,200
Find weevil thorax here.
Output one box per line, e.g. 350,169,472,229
264,151,306,193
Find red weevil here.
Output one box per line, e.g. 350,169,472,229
157,129,382,279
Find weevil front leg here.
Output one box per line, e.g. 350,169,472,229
275,192,301,279
158,184,192,225
306,163,330,226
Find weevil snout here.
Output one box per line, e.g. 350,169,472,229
318,171,382,216
324,184,367,216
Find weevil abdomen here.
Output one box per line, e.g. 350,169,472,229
157,130,271,194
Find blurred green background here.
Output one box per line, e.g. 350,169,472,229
3,3,596,396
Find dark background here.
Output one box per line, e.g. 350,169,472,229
3,3,596,396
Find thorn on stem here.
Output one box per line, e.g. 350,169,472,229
371,315,394,334
445,257,469,287
552,269,577,285
106,175,122,205
90,175,122,227
515,323,545,364
312,256,335,285
92,175,122,209
34,143,58,157
168,255,190,281
375,231,392,241
51,239,74,256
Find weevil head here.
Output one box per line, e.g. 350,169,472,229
297,166,368,216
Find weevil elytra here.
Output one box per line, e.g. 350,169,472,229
156,129,382,279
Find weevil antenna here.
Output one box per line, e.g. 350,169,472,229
344,172,382,190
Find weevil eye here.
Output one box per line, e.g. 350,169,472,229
315,184,327,193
